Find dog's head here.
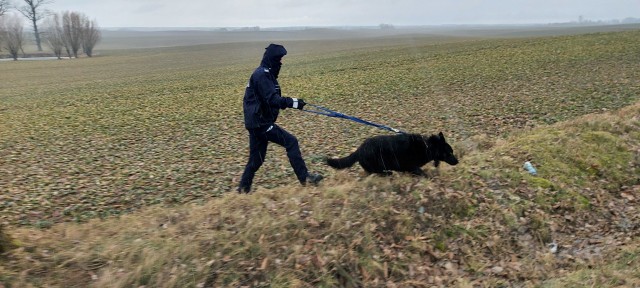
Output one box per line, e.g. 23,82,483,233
430,132,459,167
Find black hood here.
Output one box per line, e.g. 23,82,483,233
260,44,287,78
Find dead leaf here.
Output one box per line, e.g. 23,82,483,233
259,258,268,270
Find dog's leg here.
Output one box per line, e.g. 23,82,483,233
367,168,392,176
379,171,393,177
361,163,391,176
410,167,427,177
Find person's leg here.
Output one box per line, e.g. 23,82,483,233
266,125,309,184
238,128,268,193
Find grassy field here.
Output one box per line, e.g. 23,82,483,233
1,27,639,286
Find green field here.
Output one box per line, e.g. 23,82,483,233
2,27,638,225
1,26,639,287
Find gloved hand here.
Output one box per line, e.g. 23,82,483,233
292,98,306,110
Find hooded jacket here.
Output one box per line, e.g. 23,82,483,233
242,44,295,130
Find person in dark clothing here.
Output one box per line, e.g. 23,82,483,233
238,43,323,193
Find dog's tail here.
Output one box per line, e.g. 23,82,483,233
326,152,358,169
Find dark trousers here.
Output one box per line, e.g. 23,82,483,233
239,124,308,190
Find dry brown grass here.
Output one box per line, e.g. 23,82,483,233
1,101,638,287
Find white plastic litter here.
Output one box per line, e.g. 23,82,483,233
523,161,537,175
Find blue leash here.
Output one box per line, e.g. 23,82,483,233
301,103,405,134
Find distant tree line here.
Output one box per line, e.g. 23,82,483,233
0,0,101,60
576,16,640,25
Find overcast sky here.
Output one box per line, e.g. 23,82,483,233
43,0,639,28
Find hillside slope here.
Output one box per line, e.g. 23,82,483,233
1,101,638,287
2,30,639,229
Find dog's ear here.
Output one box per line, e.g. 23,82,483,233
438,132,445,142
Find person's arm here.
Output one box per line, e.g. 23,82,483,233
253,72,294,109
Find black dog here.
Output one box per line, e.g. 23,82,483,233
326,132,458,176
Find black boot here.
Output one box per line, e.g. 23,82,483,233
305,173,324,186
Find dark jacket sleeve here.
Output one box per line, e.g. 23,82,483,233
253,71,293,109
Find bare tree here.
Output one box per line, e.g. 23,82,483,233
42,13,64,59
0,0,11,16
0,0,10,52
42,11,100,59
0,19,3,53
62,11,81,57
1,14,25,60
80,14,100,57
17,0,52,52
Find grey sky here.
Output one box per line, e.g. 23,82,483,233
46,0,639,28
